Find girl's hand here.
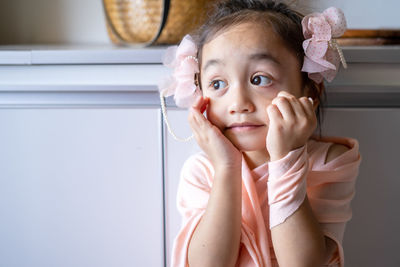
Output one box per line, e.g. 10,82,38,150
266,91,317,161
188,96,242,172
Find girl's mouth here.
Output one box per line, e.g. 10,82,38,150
226,122,265,132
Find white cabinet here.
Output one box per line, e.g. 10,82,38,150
0,108,164,265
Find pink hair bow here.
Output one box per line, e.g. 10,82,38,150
158,34,201,108
301,7,348,83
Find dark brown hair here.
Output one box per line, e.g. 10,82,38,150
193,0,325,135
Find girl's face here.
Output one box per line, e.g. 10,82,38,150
200,21,305,152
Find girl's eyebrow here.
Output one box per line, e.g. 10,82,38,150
249,52,281,66
202,59,223,73
202,52,281,73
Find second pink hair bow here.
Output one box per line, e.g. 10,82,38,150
301,7,348,83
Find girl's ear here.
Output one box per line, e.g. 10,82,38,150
312,82,324,111
195,72,203,91
194,73,200,87
304,81,324,110
316,82,325,96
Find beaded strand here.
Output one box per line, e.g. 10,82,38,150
159,54,199,142
329,39,348,69
160,89,194,142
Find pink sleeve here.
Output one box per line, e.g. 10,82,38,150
267,145,309,229
307,138,361,267
170,154,213,267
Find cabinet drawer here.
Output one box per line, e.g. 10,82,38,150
0,108,163,267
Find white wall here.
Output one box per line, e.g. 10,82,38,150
297,0,400,29
0,0,110,44
0,0,399,44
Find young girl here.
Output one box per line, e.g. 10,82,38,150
159,1,361,266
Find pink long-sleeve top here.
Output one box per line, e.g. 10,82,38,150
171,136,361,267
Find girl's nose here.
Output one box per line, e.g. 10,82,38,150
228,87,255,114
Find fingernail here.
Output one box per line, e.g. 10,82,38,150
308,97,314,105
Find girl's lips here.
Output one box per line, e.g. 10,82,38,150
226,123,265,132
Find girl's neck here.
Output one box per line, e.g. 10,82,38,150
242,148,270,170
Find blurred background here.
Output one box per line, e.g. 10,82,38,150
0,0,399,45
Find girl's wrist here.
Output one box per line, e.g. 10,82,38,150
270,149,291,162
214,163,241,178
270,143,307,162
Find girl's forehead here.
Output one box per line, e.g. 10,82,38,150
201,22,295,69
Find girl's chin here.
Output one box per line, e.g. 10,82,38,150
227,135,266,152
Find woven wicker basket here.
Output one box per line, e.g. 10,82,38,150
102,0,213,46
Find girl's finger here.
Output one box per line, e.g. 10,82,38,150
266,104,283,122
276,91,308,118
277,91,295,98
190,97,206,125
190,108,203,128
200,97,209,114
289,96,307,118
308,97,314,106
191,104,213,130
188,109,199,129
271,96,295,120
191,96,209,115
299,97,314,118
191,95,204,111
188,109,207,143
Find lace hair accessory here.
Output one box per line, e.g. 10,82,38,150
301,7,348,84
158,34,201,142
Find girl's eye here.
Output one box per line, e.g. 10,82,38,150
251,75,272,86
210,80,227,90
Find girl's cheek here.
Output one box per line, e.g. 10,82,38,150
205,99,217,120
259,99,272,124
202,88,210,98
261,87,279,98
205,99,224,128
